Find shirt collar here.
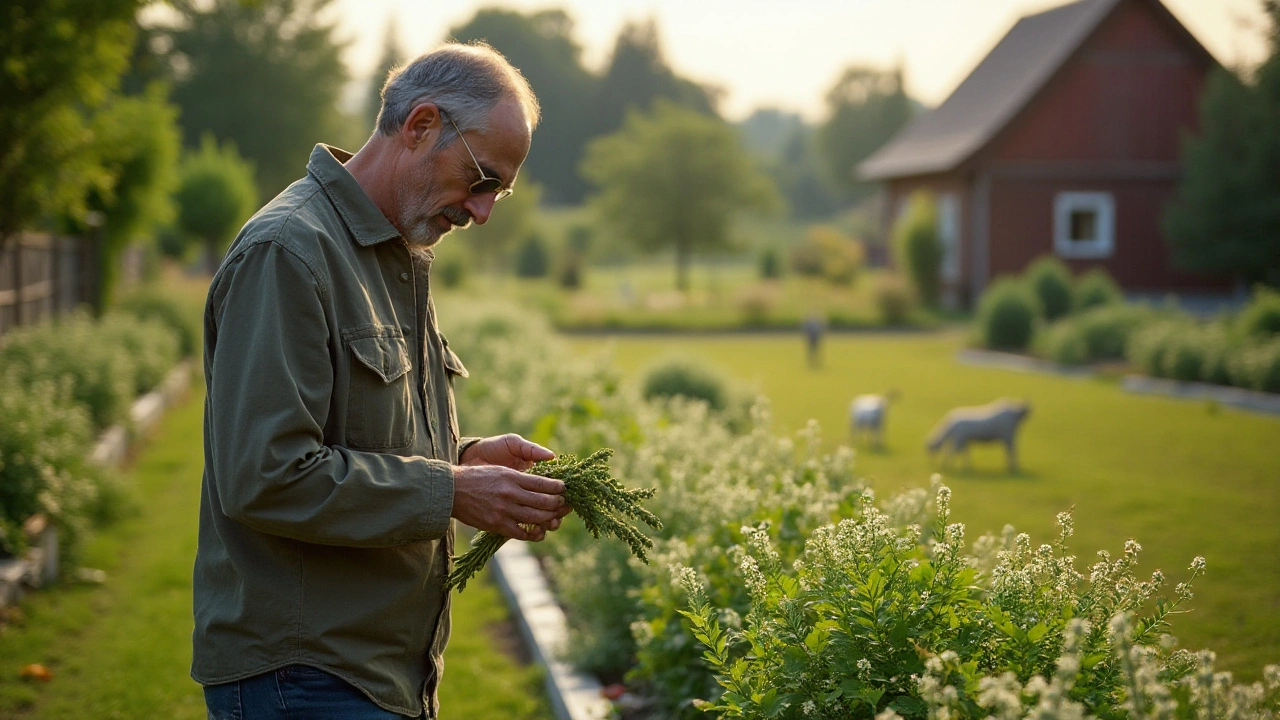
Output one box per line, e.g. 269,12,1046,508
306,144,402,247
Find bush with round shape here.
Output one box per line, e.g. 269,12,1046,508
1025,256,1074,321
758,247,782,280
975,278,1039,351
642,356,728,411
1073,268,1123,311
1036,321,1089,365
892,192,943,307
514,233,550,278
1228,337,1280,393
1237,286,1280,338
873,273,915,326
1126,321,1188,379
117,287,200,357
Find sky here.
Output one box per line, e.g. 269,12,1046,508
329,0,1270,122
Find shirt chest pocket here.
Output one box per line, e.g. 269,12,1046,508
343,330,414,450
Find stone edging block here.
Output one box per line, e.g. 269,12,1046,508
1122,374,1280,416
955,348,1095,378
489,541,612,720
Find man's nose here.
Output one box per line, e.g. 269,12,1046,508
463,194,497,225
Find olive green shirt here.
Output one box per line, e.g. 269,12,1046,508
192,144,474,718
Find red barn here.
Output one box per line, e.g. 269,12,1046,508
858,0,1226,307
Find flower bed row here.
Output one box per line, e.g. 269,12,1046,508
0,289,198,566
975,259,1280,393
442,301,1279,720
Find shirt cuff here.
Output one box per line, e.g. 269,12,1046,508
419,458,455,540
457,437,483,464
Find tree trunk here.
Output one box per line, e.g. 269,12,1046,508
674,238,691,292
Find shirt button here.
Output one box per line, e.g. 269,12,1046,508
399,272,410,283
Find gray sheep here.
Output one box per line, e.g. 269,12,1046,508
926,399,1031,473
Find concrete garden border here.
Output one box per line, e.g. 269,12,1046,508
489,542,612,720
957,347,1279,416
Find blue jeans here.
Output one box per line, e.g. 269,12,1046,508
203,665,419,719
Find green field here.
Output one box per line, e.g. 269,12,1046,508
566,330,1280,677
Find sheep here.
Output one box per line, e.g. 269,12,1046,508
925,399,1031,473
849,390,900,448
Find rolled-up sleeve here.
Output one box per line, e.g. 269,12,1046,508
206,240,453,547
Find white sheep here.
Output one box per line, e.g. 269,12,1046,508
849,390,899,448
925,399,1032,473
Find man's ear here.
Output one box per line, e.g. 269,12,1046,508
401,102,443,150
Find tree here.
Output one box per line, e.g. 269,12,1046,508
85,84,182,304
1164,3,1280,287
893,191,943,307
449,9,597,204
148,0,349,201
817,65,912,201
583,101,779,291
175,135,258,272
365,21,404,133
592,19,721,137
0,0,142,241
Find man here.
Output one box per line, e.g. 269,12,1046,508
193,43,570,720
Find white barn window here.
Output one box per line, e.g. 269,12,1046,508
1054,192,1114,259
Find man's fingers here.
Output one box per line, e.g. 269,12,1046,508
516,473,566,497
516,487,565,512
503,434,554,462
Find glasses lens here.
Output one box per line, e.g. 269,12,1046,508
470,177,504,195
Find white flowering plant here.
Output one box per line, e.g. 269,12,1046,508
675,483,1278,719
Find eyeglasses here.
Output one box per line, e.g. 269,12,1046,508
444,114,512,201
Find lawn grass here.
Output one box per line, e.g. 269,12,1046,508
566,330,1280,677
0,389,551,719
439,263,937,332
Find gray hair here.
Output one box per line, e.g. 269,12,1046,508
375,42,540,150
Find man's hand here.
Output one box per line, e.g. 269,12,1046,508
453,434,570,541
460,433,554,470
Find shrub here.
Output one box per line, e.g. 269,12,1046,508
789,226,863,285
1036,321,1089,365
1126,321,1186,379
872,273,915,326
116,287,200,357
1228,337,1280,393
1035,304,1153,365
759,247,782,280
100,313,182,396
175,134,258,271
1237,286,1280,338
975,278,1039,351
642,356,729,410
1025,256,1074,321
893,192,943,307
514,233,549,278
736,284,778,325
0,312,137,430
1073,268,1124,311
0,375,115,559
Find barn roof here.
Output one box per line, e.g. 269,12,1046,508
857,0,1210,181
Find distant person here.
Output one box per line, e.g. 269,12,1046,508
804,312,826,368
192,43,570,720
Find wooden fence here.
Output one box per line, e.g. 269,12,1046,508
0,232,100,340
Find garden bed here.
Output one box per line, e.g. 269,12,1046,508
0,360,192,612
